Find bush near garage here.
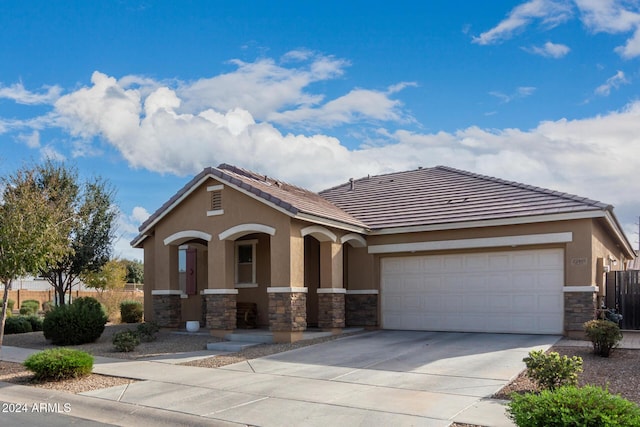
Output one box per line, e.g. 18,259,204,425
523,349,583,391
584,319,623,357
508,385,640,427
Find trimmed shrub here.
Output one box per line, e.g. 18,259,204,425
120,300,143,323
136,321,159,342
24,315,44,332
584,319,622,357
113,330,140,352
508,385,640,427
43,297,108,345
0,298,15,311
523,349,583,391
23,348,93,381
4,316,33,334
19,299,40,316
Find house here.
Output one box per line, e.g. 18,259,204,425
131,164,635,341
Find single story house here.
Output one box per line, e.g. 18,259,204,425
132,164,635,342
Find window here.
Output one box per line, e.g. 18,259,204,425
207,185,224,216
235,239,257,285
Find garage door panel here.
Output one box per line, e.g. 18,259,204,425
381,248,564,334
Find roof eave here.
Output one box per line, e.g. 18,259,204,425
368,210,609,236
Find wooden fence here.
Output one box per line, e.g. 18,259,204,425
606,270,640,330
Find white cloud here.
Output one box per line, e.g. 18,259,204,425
595,70,629,96
525,41,571,57
40,145,66,162
473,0,573,45
132,206,150,224
16,130,40,148
0,83,62,105
489,86,537,103
576,0,640,58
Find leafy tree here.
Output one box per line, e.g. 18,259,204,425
124,259,144,284
35,161,118,305
81,259,127,293
0,166,68,349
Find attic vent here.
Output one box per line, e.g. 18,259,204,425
207,185,224,216
211,191,222,210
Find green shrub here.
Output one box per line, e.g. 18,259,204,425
23,348,93,381
3,316,33,334
508,385,640,427
523,349,583,391
112,330,141,352
24,315,44,332
0,298,15,311
19,299,40,316
120,300,143,323
584,319,622,357
43,297,108,345
136,321,159,342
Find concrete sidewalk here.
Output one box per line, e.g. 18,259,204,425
1,331,566,427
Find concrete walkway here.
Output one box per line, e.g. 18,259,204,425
1,331,570,427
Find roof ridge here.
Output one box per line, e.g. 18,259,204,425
319,166,436,194
434,165,611,209
218,163,317,194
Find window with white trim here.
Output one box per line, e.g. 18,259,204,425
235,239,257,285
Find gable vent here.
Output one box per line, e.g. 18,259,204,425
211,190,222,211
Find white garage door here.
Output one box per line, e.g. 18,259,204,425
381,248,564,334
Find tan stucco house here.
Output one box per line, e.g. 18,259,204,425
132,164,635,342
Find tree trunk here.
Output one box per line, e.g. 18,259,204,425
0,280,12,350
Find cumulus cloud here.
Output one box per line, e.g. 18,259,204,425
0,83,62,105
16,130,40,148
525,41,571,57
595,70,629,96
473,0,573,45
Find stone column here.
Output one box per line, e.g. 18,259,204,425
151,290,182,328
268,287,307,343
564,286,597,338
345,290,379,327
317,288,345,332
202,289,238,338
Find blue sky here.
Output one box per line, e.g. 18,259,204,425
2,0,640,259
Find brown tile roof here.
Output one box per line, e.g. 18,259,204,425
134,164,618,247
319,166,611,230
135,164,366,238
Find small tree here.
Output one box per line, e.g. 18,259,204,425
35,161,118,305
81,259,127,294
124,259,144,284
0,166,68,349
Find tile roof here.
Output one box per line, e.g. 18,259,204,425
319,166,611,230
134,163,617,247
136,164,367,236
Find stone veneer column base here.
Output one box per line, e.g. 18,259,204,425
203,291,237,333
564,287,597,337
317,290,345,330
151,292,182,328
268,287,307,343
345,291,378,327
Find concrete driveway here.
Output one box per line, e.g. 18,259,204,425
84,331,559,427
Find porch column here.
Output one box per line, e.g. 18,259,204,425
151,244,182,327
318,241,345,333
204,238,237,338
269,228,307,343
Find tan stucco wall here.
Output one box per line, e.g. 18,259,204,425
345,246,374,290
143,235,155,322
367,219,598,288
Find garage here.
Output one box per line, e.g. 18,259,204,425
381,248,564,334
